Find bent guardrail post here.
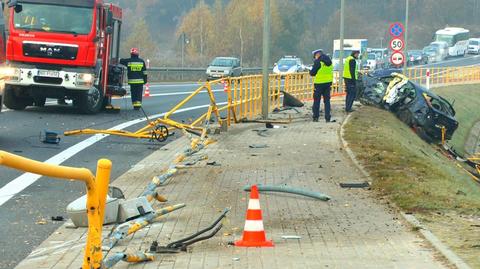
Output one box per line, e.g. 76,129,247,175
0,150,111,269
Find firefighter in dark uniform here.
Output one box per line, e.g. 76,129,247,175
309,49,335,122
120,48,147,110
343,50,360,113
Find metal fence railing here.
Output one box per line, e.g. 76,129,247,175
406,67,480,88
67,66,480,143
147,67,270,82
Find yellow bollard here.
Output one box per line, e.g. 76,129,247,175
0,151,112,269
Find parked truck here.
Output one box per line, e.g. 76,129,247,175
0,2,7,113
332,39,368,71
3,0,126,114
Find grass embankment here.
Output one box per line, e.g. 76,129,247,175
434,84,480,155
343,84,480,267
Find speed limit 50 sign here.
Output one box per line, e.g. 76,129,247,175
390,38,404,51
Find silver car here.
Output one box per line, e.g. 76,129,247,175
206,57,242,81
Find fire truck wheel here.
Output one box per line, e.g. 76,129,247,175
3,85,30,110
76,86,104,114
33,97,46,107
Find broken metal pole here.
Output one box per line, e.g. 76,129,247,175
243,184,331,201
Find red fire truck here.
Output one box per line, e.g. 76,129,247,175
0,2,7,112
3,0,126,113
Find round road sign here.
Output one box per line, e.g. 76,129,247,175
389,22,404,37
390,38,404,51
390,51,405,66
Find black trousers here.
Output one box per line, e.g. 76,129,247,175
313,83,332,121
130,84,144,104
345,79,357,112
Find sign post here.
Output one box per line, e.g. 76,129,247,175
388,22,406,68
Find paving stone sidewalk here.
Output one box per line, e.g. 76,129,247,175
16,105,448,269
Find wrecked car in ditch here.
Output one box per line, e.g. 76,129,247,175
357,69,458,142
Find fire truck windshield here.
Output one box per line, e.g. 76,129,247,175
13,3,93,35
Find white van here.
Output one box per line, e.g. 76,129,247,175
468,38,480,54
429,41,449,60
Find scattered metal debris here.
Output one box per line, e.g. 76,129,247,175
252,129,270,137
41,130,61,144
249,144,269,149
149,208,229,253
282,91,305,108
240,116,292,125
244,184,331,201
36,219,48,225
103,252,154,268
51,216,65,221
108,204,186,248
340,182,371,189
281,235,301,240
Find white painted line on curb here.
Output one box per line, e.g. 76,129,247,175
0,102,227,207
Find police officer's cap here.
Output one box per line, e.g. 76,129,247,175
352,50,360,54
312,49,323,56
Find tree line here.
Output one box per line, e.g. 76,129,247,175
117,0,480,67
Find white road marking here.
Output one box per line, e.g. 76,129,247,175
1,89,224,113
113,89,224,99
0,102,227,207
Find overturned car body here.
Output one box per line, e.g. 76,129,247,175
358,69,458,142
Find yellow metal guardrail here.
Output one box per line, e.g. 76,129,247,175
406,67,480,87
0,151,111,269
64,67,480,140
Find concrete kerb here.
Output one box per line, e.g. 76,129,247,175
339,112,472,269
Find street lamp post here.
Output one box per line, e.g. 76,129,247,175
403,0,409,74
261,0,271,119
181,32,186,69
338,0,345,94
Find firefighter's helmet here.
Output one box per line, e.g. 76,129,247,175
130,48,139,56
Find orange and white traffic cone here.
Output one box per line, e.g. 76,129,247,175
235,185,274,247
144,84,151,98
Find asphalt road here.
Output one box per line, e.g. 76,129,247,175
0,82,226,269
417,53,480,68
0,54,479,269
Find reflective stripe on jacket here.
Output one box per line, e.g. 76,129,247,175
120,56,148,85
314,61,333,84
343,56,358,80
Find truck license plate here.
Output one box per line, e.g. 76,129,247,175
38,70,60,78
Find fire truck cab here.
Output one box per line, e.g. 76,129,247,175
3,0,126,113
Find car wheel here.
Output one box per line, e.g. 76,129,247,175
76,86,104,114
3,85,30,110
33,97,46,107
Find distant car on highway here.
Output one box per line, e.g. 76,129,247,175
273,56,305,76
467,38,480,54
363,53,380,70
407,50,427,66
369,48,388,68
423,46,442,63
429,41,449,60
206,57,242,81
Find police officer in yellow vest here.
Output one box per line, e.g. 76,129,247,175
343,50,360,113
309,49,335,122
